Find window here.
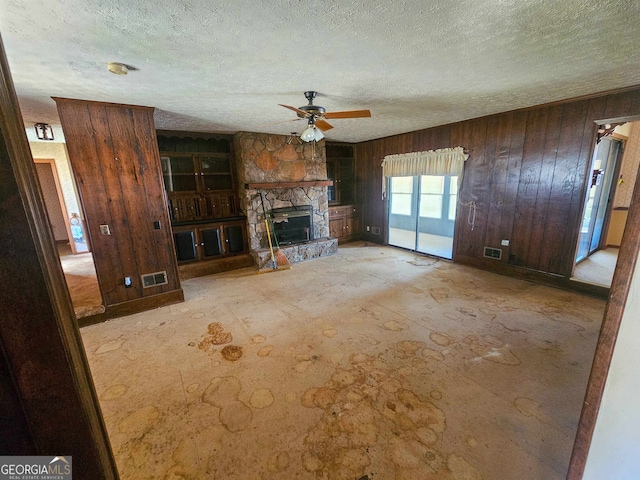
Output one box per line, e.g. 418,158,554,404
390,176,413,215
419,176,444,218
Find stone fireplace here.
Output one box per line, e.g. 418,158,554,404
233,132,338,267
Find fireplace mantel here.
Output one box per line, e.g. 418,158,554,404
244,180,333,189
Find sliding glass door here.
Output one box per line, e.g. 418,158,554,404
388,175,458,258
576,138,620,263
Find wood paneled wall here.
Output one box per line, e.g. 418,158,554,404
55,99,183,310
355,87,640,280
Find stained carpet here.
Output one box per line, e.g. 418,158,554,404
81,242,604,479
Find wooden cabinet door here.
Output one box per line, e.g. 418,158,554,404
200,227,223,258
329,218,344,239
173,230,197,262
224,224,246,254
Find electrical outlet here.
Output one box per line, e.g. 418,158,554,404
366,225,371,232
124,276,132,288
99,224,110,235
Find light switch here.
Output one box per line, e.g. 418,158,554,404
501,239,510,246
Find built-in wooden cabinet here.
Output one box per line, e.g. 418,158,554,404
329,204,362,243
172,219,248,264
326,143,355,205
157,133,252,277
158,135,239,223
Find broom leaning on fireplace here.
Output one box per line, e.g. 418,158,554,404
258,193,292,274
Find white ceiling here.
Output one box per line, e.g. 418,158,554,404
1,0,639,143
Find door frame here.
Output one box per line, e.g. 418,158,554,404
34,158,77,253
568,117,640,478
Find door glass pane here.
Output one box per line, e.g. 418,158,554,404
416,175,455,259
388,176,417,250
390,177,413,215
419,195,443,218
421,176,444,194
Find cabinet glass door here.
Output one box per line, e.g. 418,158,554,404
161,156,197,192
225,225,245,254
200,155,233,191
174,230,197,261
201,228,222,257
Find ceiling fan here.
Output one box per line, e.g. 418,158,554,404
278,91,371,142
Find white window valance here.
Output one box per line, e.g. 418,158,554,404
381,146,469,197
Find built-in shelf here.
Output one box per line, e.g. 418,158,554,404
245,180,334,189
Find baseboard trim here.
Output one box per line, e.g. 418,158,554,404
78,289,184,327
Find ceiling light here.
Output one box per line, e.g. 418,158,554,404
301,124,316,142
34,123,54,141
107,62,129,75
313,128,324,142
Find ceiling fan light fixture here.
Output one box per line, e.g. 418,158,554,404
300,125,316,142
313,128,324,142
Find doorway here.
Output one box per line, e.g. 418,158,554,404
573,121,640,286
34,158,102,318
388,174,458,258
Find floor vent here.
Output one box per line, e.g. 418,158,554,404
141,271,168,288
483,247,502,260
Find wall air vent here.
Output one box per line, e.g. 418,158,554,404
483,247,502,260
141,271,168,288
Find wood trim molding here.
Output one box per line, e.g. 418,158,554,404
0,38,119,477
33,158,76,253
245,180,333,189
51,96,154,111
567,151,640,478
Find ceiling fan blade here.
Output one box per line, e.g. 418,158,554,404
325,109,372,119
278,104,310,117
315,119,334,131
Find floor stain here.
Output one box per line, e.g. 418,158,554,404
300,346,476,479
267,451,290,472
384,320,408,331
202,376,252,432
156,328,175,339
251,334,266,343
323,328,338,338
422,348,445,361
198,322,233,354
396,340,426,355
207,322,233,344
250,388,274,408
102,383,128,401
95,338,125,354
118,405,159,434
430,332,454,346
257,345,274,357
221,345,243,361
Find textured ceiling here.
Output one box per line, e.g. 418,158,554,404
1,0,639,143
